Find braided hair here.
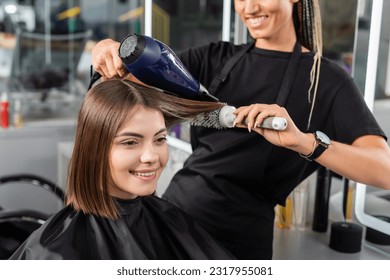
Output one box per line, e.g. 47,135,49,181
293,0,323,129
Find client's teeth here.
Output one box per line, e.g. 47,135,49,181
131,171,155,177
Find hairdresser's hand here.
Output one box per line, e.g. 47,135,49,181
233,104,313,155
92,39,126,79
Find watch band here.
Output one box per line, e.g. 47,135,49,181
307,141,327,161
300,131,330,161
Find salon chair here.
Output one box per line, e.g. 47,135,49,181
0,174,65,259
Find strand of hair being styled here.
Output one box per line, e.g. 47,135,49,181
295,0,323,129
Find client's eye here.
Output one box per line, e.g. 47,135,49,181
156,136,167,144
121,139,138,146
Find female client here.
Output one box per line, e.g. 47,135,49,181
10,79,234,260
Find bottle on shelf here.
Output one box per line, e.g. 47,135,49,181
13,98,23,128
1,92,9,128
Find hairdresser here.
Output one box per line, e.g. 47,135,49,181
91,0,390,259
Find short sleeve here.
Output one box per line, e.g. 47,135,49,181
327,78,386,144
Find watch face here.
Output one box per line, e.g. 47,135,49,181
316,131,331,145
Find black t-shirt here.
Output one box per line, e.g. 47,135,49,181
163,41,386,259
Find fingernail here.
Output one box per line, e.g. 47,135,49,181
247,123,251,132
254,122,258,128
233,120,237,127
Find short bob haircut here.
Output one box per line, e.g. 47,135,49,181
66,79,224,219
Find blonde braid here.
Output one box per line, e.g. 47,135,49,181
296,0,323,129
307,0,323,129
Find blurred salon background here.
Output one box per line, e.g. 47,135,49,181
0,0,390,260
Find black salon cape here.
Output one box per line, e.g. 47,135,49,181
9,195,235,260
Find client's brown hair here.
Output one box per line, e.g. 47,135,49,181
66,79,223,219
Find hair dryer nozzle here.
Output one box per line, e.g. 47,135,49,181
118,33,218,102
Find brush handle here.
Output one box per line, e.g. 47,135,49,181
218,105,287,130
243,116,287,130
257,117,288,130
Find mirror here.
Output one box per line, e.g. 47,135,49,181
353,0,390,245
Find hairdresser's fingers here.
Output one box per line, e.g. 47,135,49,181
92,39,124,78
96,63,110,79
91,40,110,76
235,104,283,131
104,56,124,78
245,105,265,128
105,49,126,78
113,55,126,77
234,105,260,126
233,105,257,132
232,106,250,127
233,106,247,114
253,105,282,128
241,104,269,131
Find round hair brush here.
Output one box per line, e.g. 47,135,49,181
190,105,287,130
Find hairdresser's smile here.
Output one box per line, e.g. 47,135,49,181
246,15,268,28
235,0,298,50
109,106,168,199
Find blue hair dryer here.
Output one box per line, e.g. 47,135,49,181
118,33,218,102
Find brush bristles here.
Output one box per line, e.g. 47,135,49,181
190,108,224,129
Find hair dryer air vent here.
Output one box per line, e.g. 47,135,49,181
119,34,146,65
